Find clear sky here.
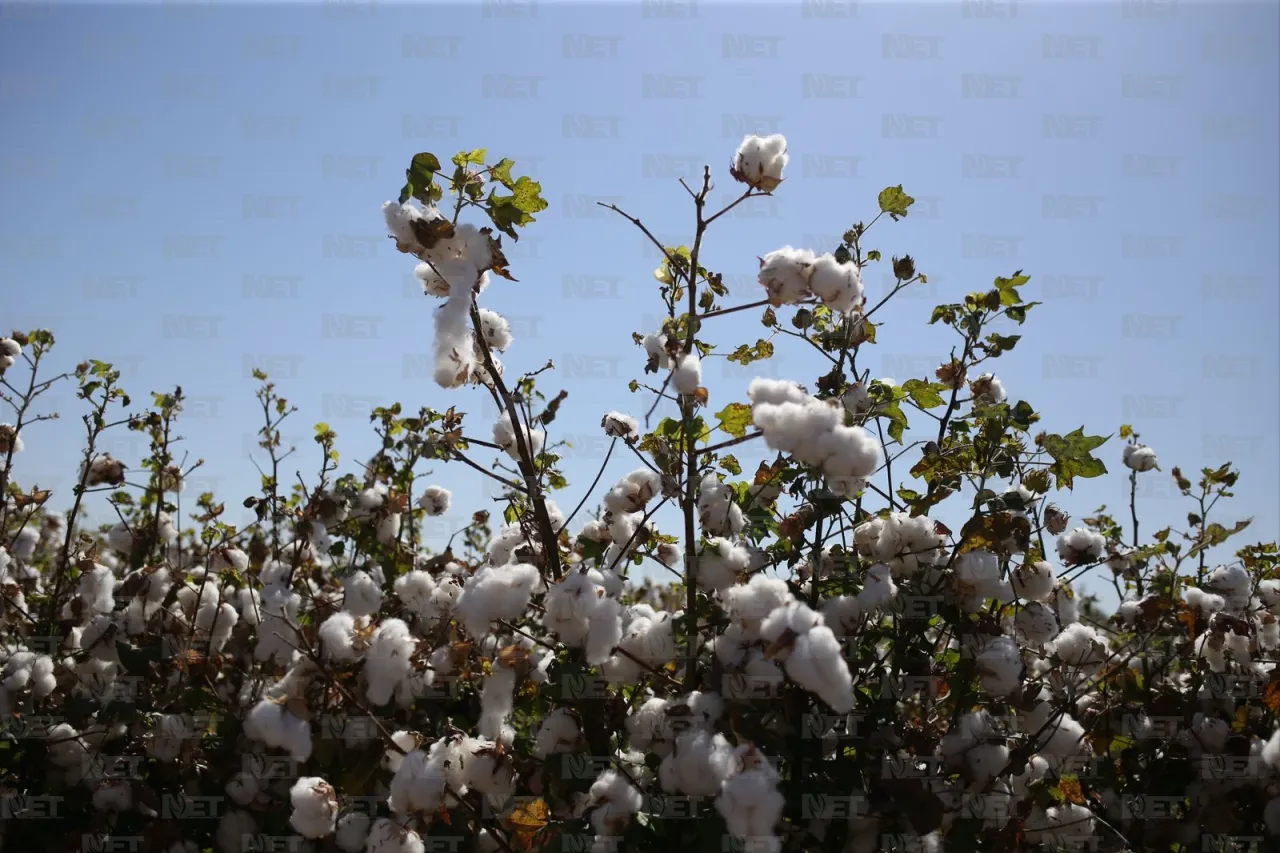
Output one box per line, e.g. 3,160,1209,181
2,0,1278,609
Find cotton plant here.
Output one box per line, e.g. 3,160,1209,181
2,136,1277,853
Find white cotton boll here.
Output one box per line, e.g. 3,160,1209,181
1257,579,1280,611
1205,564,1252,611
243,699,314,763
716,754,786,845
319,612,363,663
1056,528,1105,565
335,811,371,853
976,636,1024,697
365,817,426,853
586,597,623,666
1011,560,1057,602
1183,586,1227,615
856,563,898,613
1022,704,1089,760
78,563,117,616
673,352,702,395
659,730,737,796
544,569,604,643
954,550,1012,612
967,742,1010,784
807,253,864,314
970,372,1006,405
817,425,882,480
455,563,541,639
1052,623,1107,668
1015,602,1060,645
461,737,517,809
821,595,864,639
209,547,249,574
785,624,854,713
1262,729,1280,772
478,665,518,741
759,599,822,650
198,602,239,653
1122,443,1159,472
601,411,639,440
732,133,788,191
227,771,260,806
0,338,21,370
697,538,752,593
492,411,545,461
476,308,513,351
92,780,132,812
289,777,339,839
383,200,430,251
383,731,421,774
757,246,815,306
393,570,437,617
417,485,451,517
724,575,793,641
588,769,645,836
747,377,808,407
342,570,383,618
364,619,415,706
643,332,671,369
535,709,584,758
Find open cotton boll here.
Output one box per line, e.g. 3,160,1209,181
289,777,339,839
603,469,662,514
587,769,645,836
1056,527,1105,565
243,699,313,763
535,708,584,757
673,352,702,395
817,425,882,480
747,377,808,407
492,411,545,461
724,575,793,640
732,133,788,191
1015,602,1060,645
393,570,437,617
455,563,541,639
643,332,672,369
0,338,21,370
659,729,737,796
334,811,371,853
970,372,1006,405
365,816,426,853
697,538,752,593
954,550,1012,612
417,485,451,517
318,612,365,663
1122,442,1159,472
1011,560,1057,602
388,737,467,815
757,246,815,306
585,597,623,665
476,308,513,351
976,636,1024,697
341,570,383,618
1052,623,1108,668
79,453,127,487
784,623,854,713
478,665,518,743
1204,564,1252,611
364,619,415,706
78,563,117,616
856,563,898,613
601,411,639,440
716,747,786,850
543,569,607,643
807,253,864,314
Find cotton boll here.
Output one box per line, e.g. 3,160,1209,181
78,563,117,616
478,665,518,742
476,308,512,351
227,771,260,806
716,746,785,847
659,730,737,796
697,538,751,593
757,247,815,306
807,253,864,314
784,623,854,713
1122,443,1159,472
364,619,415,706
340,570,383,618
643,332,672,369
335,811,371,852
673,352,702,395
535,709,584,758
318,612,363,663
1052,623,1107,668
1056,528,1105,566
0,338,21,371
1204,564,1252,611
409,486,449,520
1015,602,1060,645
747,378,808,407
393,570,437,617
588,769,645,836
954,550,1012,612
856,563,898,613
601,411,639,440
243,699,314,763
492,412,546,462
586,596,623,665
289,777,339,839
724,575,793,641
1010,560,1057,602
365,817,426,853
455,563,541,639
976,636,1024,697
970,373,1006,405
732,133,788,192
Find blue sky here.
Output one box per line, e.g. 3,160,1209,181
2,0,1277,608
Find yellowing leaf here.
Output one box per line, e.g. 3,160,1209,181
504,798,549,851
714,402,753,439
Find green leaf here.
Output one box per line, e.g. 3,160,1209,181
880,400,909,443
901,379,948,409
1040,427,1111,490
714,403,753,439
878,184,915,219
719,455,741,475
452,148,488,168
727,339,774,365
490,158,516,188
